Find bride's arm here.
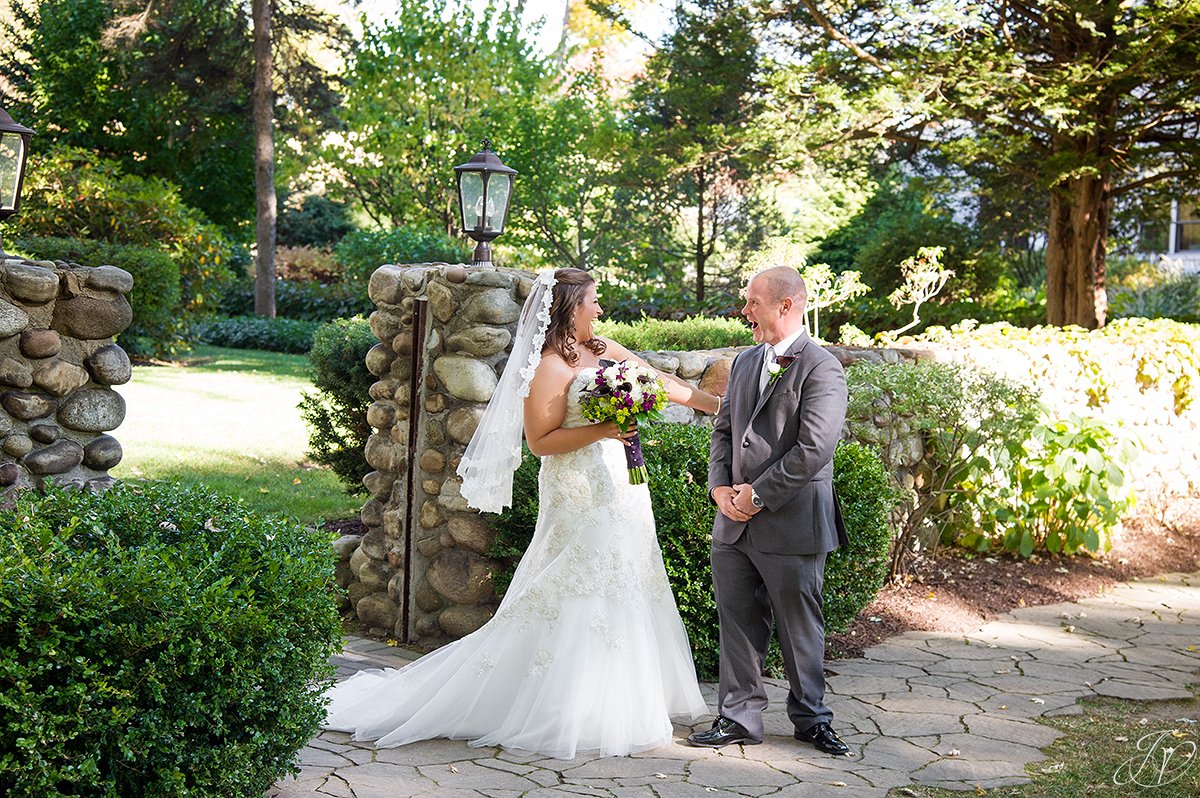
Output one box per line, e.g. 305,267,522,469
599,337,721,415
523,353,633,456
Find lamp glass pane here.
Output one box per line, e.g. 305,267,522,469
0,133,24,212
485,174,511,233
459,172,484,230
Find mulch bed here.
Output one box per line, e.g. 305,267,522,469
827,497,1200,658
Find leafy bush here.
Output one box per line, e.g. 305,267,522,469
595,315,753,351
275,245,344,284
917,318,1200,415
299,317,377,493
10,145,237,322
277,195,356,249
219,279,372,323
15,236,183,357
961,414,1139,557
0,482,341,798
334,226,470,284
193,315,321,354
846,360,1040,575
487,425,896,680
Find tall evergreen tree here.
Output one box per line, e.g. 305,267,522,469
774,0,1200,328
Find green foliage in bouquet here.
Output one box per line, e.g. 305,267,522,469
0,482,341,798
487,425,896,680
299,317,377,493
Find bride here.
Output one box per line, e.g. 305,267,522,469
323,267,720,758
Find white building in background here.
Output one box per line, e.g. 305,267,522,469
1166,200,1200,271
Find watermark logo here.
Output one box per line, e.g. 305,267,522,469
1113,729,1197,788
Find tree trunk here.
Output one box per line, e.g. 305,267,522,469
694,168,707,303
1045,175,1110,329
253,0,276,318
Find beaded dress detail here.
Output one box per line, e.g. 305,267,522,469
323,370,706,758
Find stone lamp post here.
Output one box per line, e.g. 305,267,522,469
453,139,517,266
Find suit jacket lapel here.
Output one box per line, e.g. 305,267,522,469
749,332,811,422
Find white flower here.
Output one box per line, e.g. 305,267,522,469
603,365,622,384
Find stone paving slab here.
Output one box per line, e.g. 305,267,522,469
269,571,1200,797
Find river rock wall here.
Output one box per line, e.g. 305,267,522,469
0,256,132,496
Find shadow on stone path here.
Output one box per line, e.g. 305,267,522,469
269,572,1199,797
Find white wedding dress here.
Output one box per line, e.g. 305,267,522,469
323,369,707,758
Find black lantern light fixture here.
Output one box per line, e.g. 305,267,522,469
0,106,34,256
453,139,517,266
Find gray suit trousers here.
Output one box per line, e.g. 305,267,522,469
711,537,831,740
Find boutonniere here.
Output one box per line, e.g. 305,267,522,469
766,355,796,387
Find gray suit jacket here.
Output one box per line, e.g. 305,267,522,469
708,331,849,555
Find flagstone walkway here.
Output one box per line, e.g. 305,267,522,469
269,572,1200,797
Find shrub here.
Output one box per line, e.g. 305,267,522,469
596,279,742,322
219,279,372,323
0,482,341,798
595,316,753,351
14,236,183,357
10,145,237,322
846,360,1040,575
275,245,344,284
193,315,321,354
487,425,896,681
334,227,470,285
961,414,1139,556
277,195,356,249
299,317,377,493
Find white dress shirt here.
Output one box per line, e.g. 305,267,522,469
758,328,806,394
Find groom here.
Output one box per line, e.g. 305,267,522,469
689,266,850,755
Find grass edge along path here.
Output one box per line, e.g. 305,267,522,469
893,686,1200,798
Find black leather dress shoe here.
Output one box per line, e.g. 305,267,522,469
794,722,850,755
686,717,761,748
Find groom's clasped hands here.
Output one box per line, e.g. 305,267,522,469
710,483,762,523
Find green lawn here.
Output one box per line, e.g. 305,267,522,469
111,346,364,525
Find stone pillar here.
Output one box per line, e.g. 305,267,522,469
0,256,133,496
351,263,530,644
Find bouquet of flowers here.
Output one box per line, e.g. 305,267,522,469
579,360,669,484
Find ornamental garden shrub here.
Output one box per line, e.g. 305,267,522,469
488,425,896,680
299,317,377,493
0,482,341,798
219,279,372,323
15,236,182,357
959,414,1139,557
595,316,754,351
846,360,1040,575
334,226,470,285
193,315,321,354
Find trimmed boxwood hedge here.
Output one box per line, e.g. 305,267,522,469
0,482,342,797
487,424,896,680
193,315,321,354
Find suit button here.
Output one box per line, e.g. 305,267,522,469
741,440,749,448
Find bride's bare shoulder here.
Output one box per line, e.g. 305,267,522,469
530,352,576,391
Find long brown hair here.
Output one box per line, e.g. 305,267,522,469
544,268,606,366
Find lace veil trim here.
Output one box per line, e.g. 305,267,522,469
457,269,557,513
